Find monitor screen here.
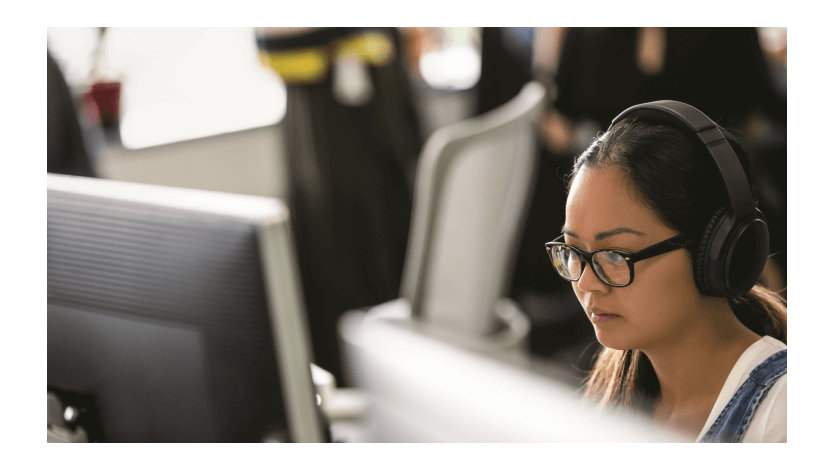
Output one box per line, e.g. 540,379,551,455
47,174,324,442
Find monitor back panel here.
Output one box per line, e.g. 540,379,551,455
48,185,288,442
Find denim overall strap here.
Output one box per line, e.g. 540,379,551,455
699,349,787,443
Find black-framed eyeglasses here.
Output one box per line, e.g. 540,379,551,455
544,234,692,287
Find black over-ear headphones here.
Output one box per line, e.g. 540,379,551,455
608,100,769,298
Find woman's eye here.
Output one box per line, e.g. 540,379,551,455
599,252,626,264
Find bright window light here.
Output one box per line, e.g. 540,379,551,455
49,27,287,150
112,28,286,149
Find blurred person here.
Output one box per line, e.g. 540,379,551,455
48,50,95,177
476,27,534,115
540,28,783,150
546,101,786,442
542,28,649,153
646,28,784,127
256,28,423,383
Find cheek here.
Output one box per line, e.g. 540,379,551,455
627,253,699,319
637,252,697,298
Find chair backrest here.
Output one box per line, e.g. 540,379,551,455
400,81,547,336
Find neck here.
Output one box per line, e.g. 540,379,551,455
645,296,760,413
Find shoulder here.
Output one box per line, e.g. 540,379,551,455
700,336,787,442
722,336,786,389
759,336,787,352
751,336,787,362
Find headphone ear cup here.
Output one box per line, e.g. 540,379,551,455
695,208,770,297
695,208,726,296
725,209,770,297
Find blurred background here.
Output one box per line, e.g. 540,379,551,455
46,27,787,442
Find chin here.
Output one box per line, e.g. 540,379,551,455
594,329,639,351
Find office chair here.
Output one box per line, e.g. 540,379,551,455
341,81,547,356
404,80,546,338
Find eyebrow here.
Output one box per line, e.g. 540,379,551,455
562,226,647,241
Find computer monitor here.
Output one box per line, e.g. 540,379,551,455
340,300,680,442
47,174,325,442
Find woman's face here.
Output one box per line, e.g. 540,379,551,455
564,166,702,351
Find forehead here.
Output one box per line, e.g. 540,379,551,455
565,166,669,238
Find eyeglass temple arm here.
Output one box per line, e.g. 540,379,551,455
629,235,692,262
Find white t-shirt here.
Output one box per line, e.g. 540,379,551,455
696,335,787,442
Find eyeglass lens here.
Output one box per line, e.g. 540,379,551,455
550,246,631,286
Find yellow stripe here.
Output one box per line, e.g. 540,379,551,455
259,49,329,84
334,32,393,65
258,32,394,84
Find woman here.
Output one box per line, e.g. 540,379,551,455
545,101,787,442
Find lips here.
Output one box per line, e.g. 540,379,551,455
587,306,622,324
590,313,621,323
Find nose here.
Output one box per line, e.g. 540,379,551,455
575,261,609,294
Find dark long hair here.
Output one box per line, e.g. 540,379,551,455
573,116,787,410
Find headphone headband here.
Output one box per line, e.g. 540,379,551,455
609,100,756,216
607,100,768,297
